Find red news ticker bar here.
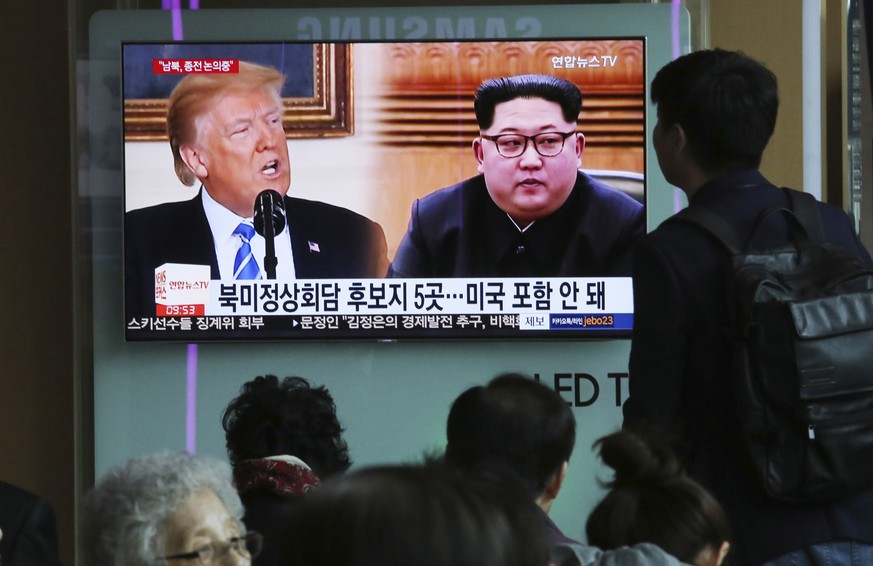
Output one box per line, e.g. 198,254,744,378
156,304,206,317
152,59,240,74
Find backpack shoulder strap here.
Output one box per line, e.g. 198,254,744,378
783,188,825,242
671,188,825,253
669,205,744,255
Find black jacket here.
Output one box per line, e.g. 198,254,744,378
0,481,61,566
388,172,644,278
624,169,873,564
125,190,388,319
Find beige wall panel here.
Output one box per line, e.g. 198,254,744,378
709,0,805,191
0,0,76,563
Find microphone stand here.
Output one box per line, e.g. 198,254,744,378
254,190,285,280
263,225,278,280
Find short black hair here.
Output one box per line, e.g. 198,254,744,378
278,463,551,566
445,373,575,497
586,429,730,564
474,74,582,130
650,48,778,174
221,375,351,478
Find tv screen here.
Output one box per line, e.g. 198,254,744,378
122,37,646,340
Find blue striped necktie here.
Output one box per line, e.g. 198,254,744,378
232,222,261,280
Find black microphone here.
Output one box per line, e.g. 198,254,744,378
253,189,286,280
254,189,287,236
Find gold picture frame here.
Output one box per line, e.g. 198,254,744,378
123,43,352,141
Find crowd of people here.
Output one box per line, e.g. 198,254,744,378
79,374,713,566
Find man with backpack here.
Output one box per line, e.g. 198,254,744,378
623,48,873,565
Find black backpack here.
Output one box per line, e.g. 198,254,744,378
673,188,873,502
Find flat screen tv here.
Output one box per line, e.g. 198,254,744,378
90,6,679,341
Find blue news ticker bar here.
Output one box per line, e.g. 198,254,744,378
550,313,633,331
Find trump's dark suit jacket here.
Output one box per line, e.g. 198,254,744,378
623,169,873,564
0,481,61,566
125,191,388,319
388,172,644,278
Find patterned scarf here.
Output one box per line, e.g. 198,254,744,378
234,456,321,496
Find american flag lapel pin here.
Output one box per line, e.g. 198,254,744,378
308,241,321,253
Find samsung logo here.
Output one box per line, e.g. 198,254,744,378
295,16,543,40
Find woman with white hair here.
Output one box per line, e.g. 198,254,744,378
82,451,262,565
